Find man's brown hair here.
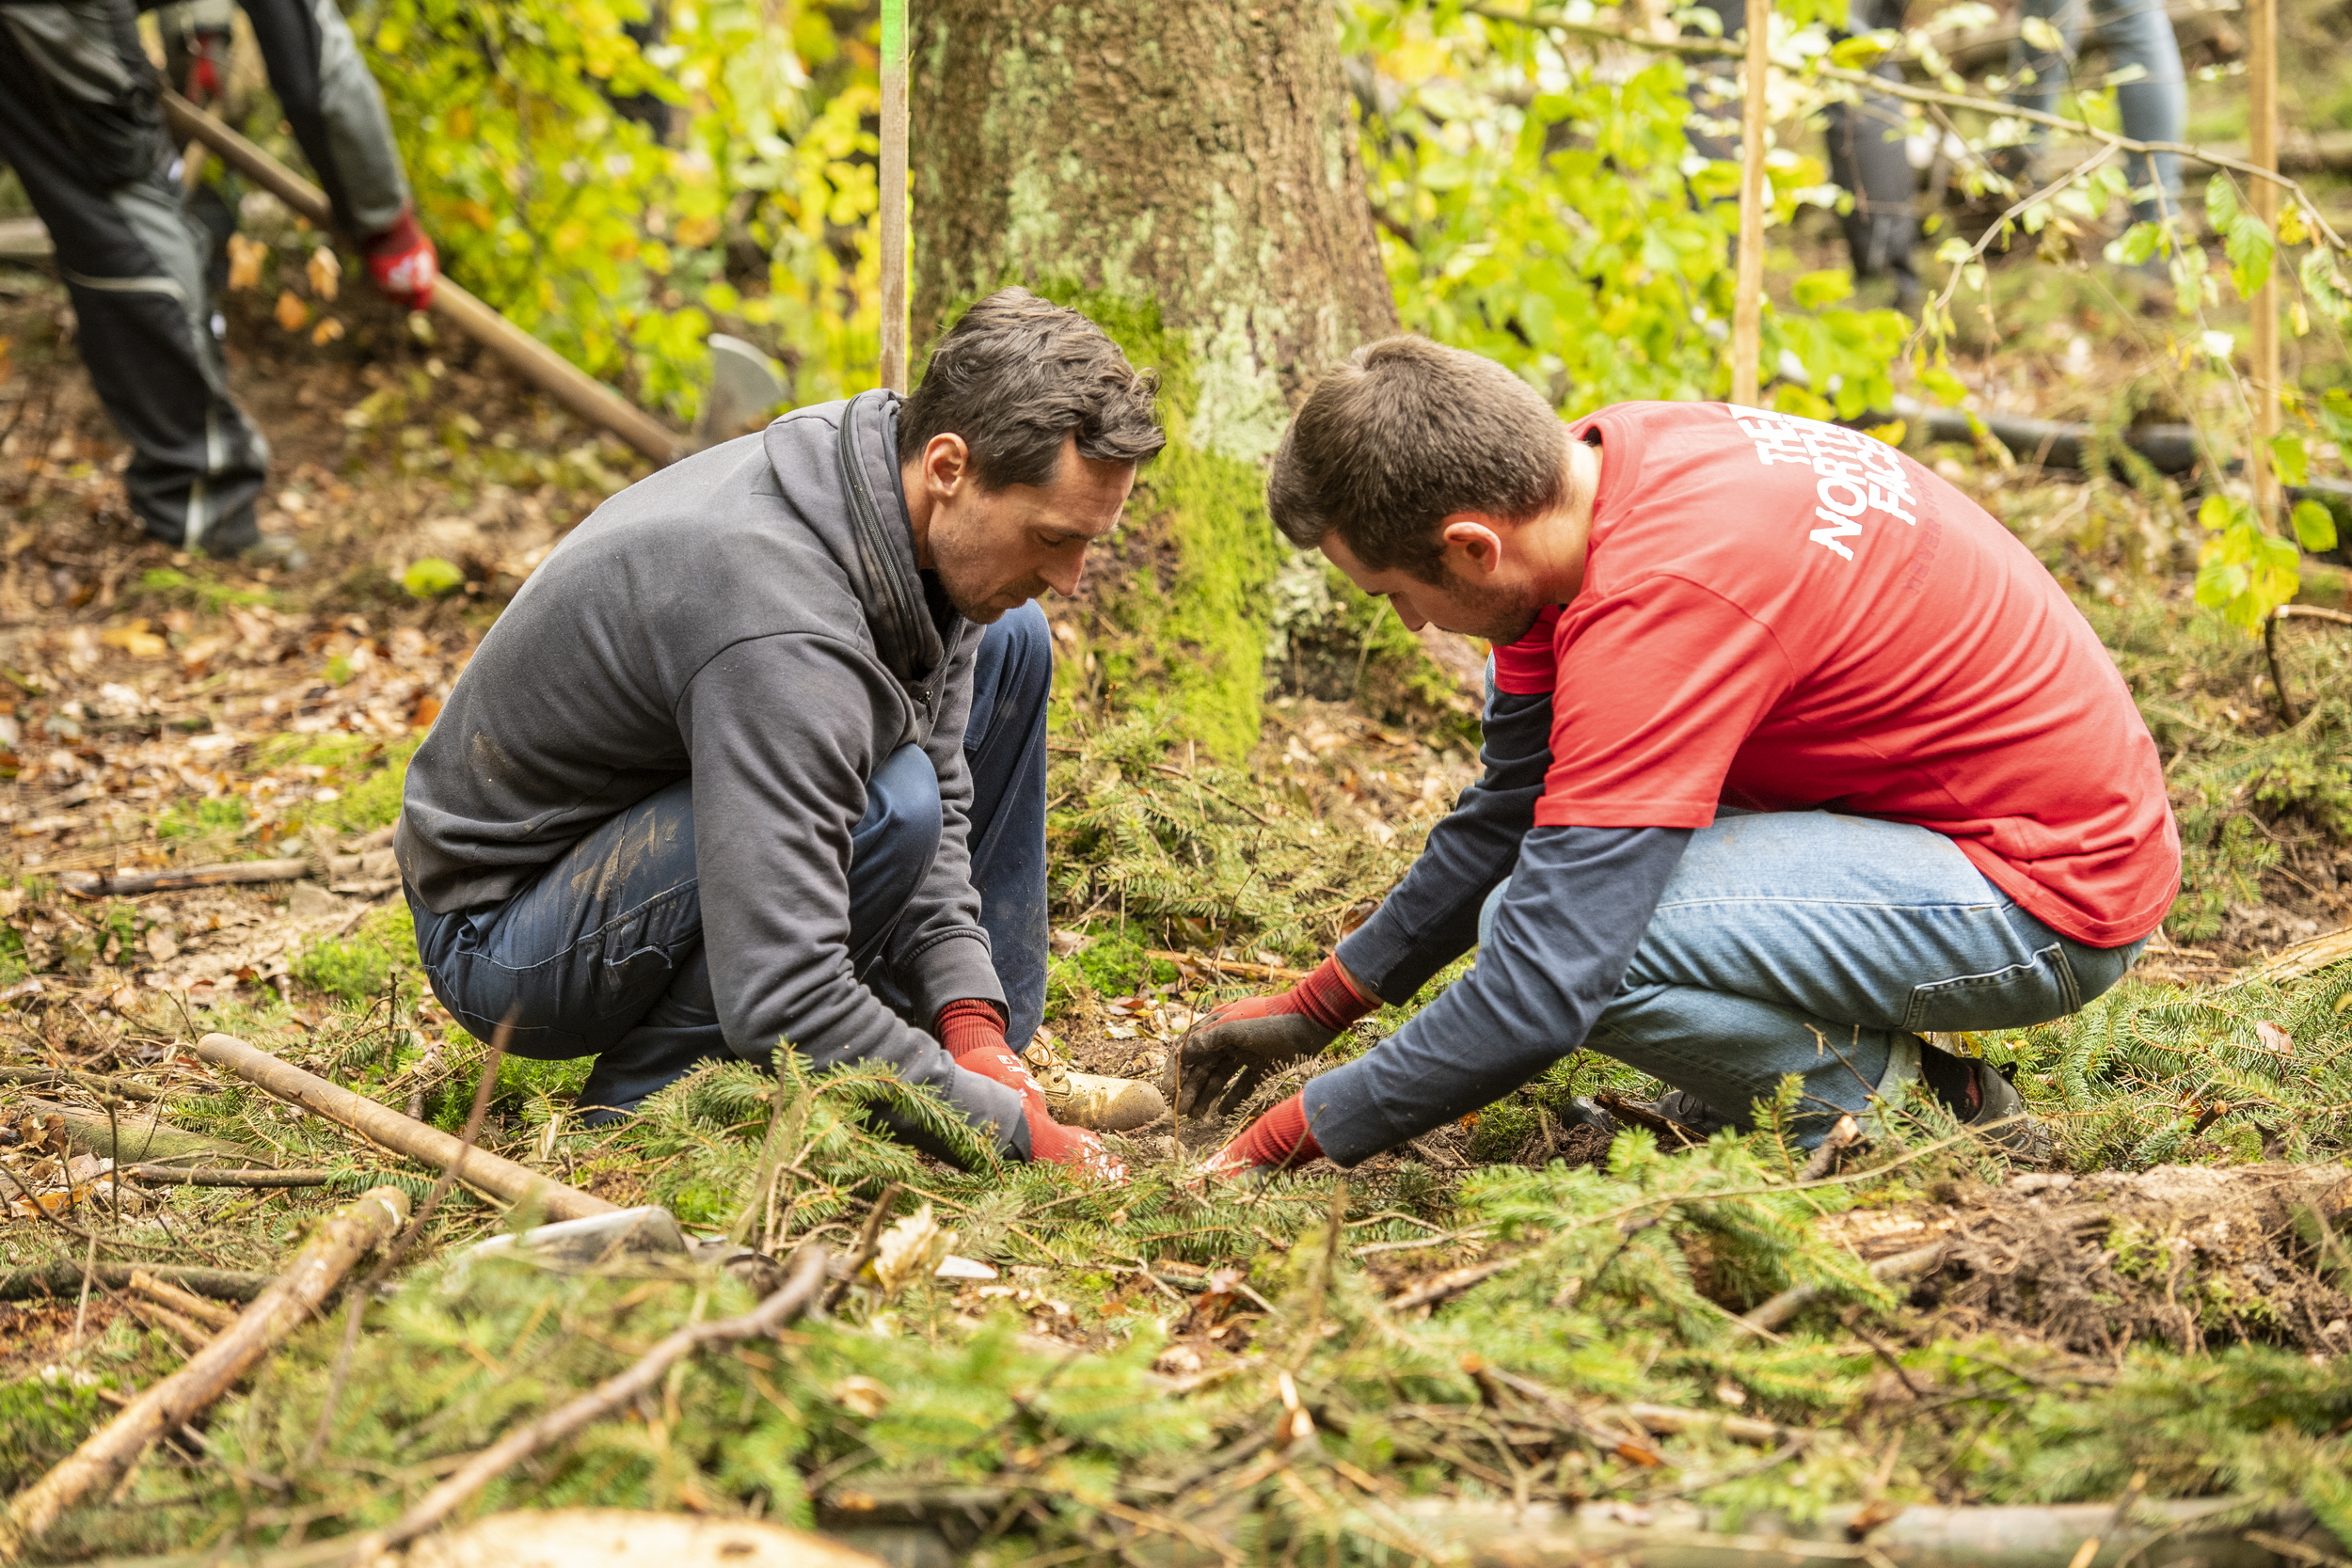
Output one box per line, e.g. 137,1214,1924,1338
1266,337,1568,579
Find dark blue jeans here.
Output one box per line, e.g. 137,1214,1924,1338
408,604,1054,1116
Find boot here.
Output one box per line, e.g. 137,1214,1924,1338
1023,1039,1168,1132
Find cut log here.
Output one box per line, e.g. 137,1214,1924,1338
194,1032,615,1223
58,856,312,897
0,1185,411,1559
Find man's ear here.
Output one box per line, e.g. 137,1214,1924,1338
923,433,971,498
1438,515,1507,576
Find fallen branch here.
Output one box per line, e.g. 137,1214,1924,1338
1146,949,1310,984
0,1066,172,1102
120,1164,337,1188
0,1262,269,1303
58,857,311,898
0,1184,411,1560
346,1242,831,1560
127,1269,241,1331
1387,1253,1527,1313
194,1032,614,1223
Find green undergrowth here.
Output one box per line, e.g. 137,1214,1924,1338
18,1048,2352,1564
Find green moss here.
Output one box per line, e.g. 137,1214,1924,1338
156,796,247,839
0,1374,109,1493
292,903,421,1003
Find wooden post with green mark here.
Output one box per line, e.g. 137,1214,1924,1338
879,0,909,395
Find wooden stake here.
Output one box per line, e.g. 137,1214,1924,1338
2247,0,2280,520
1728,0,1772,407
878,0,910,394
0,1187,411,1560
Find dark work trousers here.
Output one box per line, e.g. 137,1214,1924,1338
1689,0,1919,302
0,0,268,551
408,604,1056,1119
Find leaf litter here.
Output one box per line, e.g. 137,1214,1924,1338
0,274,2351,1563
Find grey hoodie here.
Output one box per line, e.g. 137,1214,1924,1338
395,391,1025,1149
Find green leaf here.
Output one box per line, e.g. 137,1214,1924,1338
1828,34,1890,68
2301,249,2352,324
1917,365,1968,405
2225,213,2275,298
2292,498,2340,552
2267,431,2309,487
1791,269,1854,309
2116,221,2163,265
2204,173,2239,230
402,557,467,599
2197,492,2237,532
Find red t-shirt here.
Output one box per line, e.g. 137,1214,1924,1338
1491,401,2179,948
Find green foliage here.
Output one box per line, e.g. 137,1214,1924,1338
1348,1,1908,420
292,903,421,1003
2196,491,2304,630
133,566,277,615
154,795,247,839
353,0,878,417
0,1373,107,1494
401,557,467,599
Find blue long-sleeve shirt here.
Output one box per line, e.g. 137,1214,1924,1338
1316,678,1690,1165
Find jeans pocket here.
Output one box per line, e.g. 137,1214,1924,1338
1902,942,2079,1033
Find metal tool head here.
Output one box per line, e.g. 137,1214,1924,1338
696,333,786,448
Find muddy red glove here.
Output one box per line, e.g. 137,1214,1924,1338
937,1000,1123,1179
1204,1091,1323,1180
364,208,438,310
1168,956,1375,1120
183,27,230,103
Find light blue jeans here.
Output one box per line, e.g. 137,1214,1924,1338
1479,809,2148,1131
2011,0,2187,224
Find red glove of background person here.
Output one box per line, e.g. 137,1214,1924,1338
937,1000,1124,1179
364,208,438,311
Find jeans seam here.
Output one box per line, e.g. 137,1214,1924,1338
1900,944,2069,1031
458,880,699,981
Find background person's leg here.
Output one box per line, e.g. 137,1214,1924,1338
1479,811,2143,1139
961,604,1054,1052
0,2,270,553
2090,0,2186,223
1823,0,1921,306
236,0,412,235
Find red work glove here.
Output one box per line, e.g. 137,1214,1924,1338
182,26,231,104
1204,1091,1324,1180
1168,956,1376,1120
363,208,438,311
937,1000,1124,1180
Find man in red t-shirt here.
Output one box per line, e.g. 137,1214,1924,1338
1178,338,2176,1171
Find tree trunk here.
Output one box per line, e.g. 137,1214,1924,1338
912,0,1400,754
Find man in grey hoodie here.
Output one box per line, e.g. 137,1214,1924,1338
395,290,1165,1175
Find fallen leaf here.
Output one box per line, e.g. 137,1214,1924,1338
867,1204,942,1300
2255,1021,2294,1055
310,316,345,347
307,246,342,302
99,622,168,659
934,1255,997,1281
274,291,309,332
834,1375,889,1418
226,233,267,291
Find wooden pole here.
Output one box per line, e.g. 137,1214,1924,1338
1728,0,1771,407
0,1187,410,1559
158,90,686,466
878,0,910,394
2247,0,2280,521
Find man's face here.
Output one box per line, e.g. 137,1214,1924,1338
915,434,1135,623
1321,528,1545,647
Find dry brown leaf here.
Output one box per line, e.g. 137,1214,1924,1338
311,316,346,347
99,621,168,659
306,245,342,301
226,233,267,291
274,291,310,332
2255,1021,2294,1055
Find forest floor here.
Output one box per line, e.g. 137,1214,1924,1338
3,232,2352,1566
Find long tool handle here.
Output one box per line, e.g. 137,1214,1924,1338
2247,0,2280,519
878,0,910,393
195,1032,617,1223
158,89,684,466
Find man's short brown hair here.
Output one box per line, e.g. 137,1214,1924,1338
1266,337,1568,579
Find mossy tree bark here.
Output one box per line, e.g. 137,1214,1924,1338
911,0,1401,756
